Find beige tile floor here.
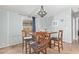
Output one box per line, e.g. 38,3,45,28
0,42,79,54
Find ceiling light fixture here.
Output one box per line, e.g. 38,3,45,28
37,5,47,17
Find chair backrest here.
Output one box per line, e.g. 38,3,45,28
58,30,63,40
22,30,27,37
21,29,32,39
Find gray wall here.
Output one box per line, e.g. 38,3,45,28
0,9,31,48
0,10,9,47
36,15,53,32
52,8,72,43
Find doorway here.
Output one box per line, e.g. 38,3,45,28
72,9,79,45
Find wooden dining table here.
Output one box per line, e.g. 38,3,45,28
24,32,57,53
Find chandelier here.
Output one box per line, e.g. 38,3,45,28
37,5,47,17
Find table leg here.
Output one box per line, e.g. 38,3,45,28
49,34,51,48
49,39,51,48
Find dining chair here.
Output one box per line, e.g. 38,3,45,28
21,29,34,53
29,32,50,54
50,30,63,53
21,30,27,51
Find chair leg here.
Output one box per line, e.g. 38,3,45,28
25,42,27,53
62,40,63,50
62,44,63,50
22,40,24,53
45,48,47,54
62,43,63,50
58,41,60,53
61,40,63,50
54,41,55,46
29,44,31,54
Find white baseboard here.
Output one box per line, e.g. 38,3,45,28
0,41,22,48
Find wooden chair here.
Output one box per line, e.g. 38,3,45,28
29,32,50,54
21,29,34,53
50,30,63,53
21,30,27,52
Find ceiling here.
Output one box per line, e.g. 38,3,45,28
0,5,79,17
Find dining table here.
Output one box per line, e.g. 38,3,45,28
24,31,57,53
